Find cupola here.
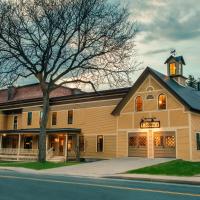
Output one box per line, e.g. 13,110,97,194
164,55,187,86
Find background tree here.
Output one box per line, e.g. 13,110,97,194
187,75,197,89
0,0,138,162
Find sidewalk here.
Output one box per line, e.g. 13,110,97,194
1,165,200,186
106,173,200,185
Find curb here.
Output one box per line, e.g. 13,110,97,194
105,176,200,186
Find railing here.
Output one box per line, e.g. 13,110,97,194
0,148,38,156
46,147,54,159
19,149,39,155
0,148,18,155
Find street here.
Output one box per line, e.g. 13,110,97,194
0,170,200,200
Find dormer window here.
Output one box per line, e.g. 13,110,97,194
158,94,166,110
169,63,176,76
135,96,143,112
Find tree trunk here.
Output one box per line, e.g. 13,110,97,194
38,91,50,162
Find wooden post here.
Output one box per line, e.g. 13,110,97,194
46,135,48,160
76,134,80,162
17,134,21,161
0,134,2,149
65,134,68,162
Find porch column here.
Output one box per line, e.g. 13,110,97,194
46,135,48,151
17,134,21,161
65,134,68,161
0,134,2,149
76,134,80,161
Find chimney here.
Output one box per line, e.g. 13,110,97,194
7,86,16,100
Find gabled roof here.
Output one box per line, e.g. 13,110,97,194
164,55,186,65
112,67,200,115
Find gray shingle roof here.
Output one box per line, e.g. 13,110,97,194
149,68,200,112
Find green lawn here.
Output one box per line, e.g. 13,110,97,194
128,160,200,176
0,161,80,170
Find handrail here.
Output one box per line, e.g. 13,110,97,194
46,147,54,159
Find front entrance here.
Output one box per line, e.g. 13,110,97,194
154,131,176,158
128,132,147,157
49,135,65,156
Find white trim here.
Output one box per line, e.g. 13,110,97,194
188,113,192,160
83,133,117,136
121,108,186,115
118,126,189,132
116,117,119,157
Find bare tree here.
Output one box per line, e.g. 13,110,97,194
0,0,138,162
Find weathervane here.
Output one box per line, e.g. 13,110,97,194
170,49,176,56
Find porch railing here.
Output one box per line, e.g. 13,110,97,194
0,148,38,155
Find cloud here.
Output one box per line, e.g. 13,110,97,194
128,0,200,43
144,48,170,56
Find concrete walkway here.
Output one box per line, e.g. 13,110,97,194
43,157,173,177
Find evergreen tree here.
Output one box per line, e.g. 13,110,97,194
187,75,197,89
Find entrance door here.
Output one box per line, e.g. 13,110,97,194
49,135,65,156
154,131,176,158
128,132,147,157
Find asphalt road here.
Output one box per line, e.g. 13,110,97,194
0,170,200,200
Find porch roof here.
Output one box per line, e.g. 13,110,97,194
0,128,81,134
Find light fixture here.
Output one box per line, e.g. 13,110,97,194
54,138,59,142
2,134,6,137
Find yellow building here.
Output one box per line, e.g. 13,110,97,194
0,55,200,161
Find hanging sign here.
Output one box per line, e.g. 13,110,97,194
140,118,160,129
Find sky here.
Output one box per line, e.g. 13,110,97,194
120,0,200,79
18,0,200,87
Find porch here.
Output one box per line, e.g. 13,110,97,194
0,128,81,161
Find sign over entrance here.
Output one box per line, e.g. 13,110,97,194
140,118,160,129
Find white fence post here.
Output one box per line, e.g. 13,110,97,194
17,134,21,161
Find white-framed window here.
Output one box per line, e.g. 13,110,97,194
52,112,57,126
135,96,143,112
97,135,103,152
13,115,18,130
158,94,167,110
27,112,32,126
196,133,200,150
68,110,73,124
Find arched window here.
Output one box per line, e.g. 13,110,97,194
135,96,143,112
158,94,166,110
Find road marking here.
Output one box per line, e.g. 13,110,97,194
0,175,200,197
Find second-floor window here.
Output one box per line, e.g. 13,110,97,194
27,112,32,126
52,112,57,126
13,116,18,129
68,110,73,124
135,96,143,112
158,94,167,110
